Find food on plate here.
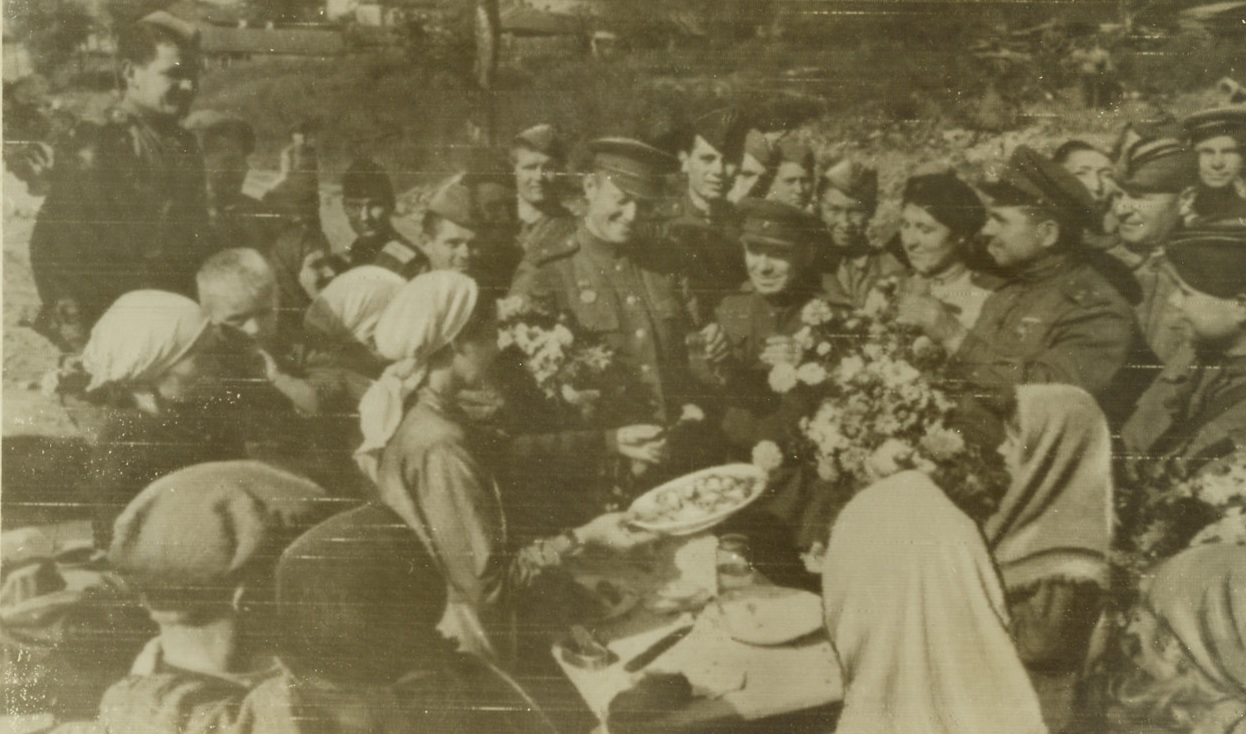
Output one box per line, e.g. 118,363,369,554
717,587,823,646
632,472,760,526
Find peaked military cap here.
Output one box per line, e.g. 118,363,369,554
980,145,1098,231
138,10,201,48
687,107,748,161
1166,225,1246,298
821,157,879,209
513,123,565,161
342,158,395,207
1116,135,1197,195
1184,106,1246,145
738,197,828,249
588,137,679,200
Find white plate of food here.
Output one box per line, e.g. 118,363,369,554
627,464,768,536
714,586,824,646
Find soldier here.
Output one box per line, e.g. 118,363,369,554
511,123,575,254
199,118,280,252
766,135,815,210
817,157,906,308
1108,135,1198,367
418,176,488,278
1182,106,1246,224
339,157,428,279
727,129,775,204
29,11,213,351
897,145,1139,419
1122,225,1246,473
511,138,694,422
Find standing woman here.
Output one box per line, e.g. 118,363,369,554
78,290,244,546
896,171,997,330
355,271,653,662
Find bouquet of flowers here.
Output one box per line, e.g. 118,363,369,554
751,278,1010,528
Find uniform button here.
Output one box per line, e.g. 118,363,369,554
635,328,646,339
615,263,624,272
626,295,638,306
641,365,652,373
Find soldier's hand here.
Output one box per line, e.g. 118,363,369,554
616,424,669,465
700,324,729,365
760,335,802,367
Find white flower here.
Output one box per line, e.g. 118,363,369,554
816,459,840,483
794,326,815,351
801,299,835,326
552,324,575,348
866,438,914,480
862,343,884,360
861,288,890,317
797,362,828,386
497,328,516,350
768,363,799,393
837,356,865,381
752,441,784,472
816,341,832,357
497,296,526,321
920,425,966,461
912,335,939,358
680,404,706,423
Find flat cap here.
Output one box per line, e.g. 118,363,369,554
1184,106,1246,145
821,158,879,209
688,107,748,161
138,10,201,48
1115,135,1197,195
342,157,394,206
980,145,1098,231
513,123,565,160
743,129,775,168
588,137,679,200
1165,224,1246,298
738,197,828,249
109,461,332,610
774,134,814,169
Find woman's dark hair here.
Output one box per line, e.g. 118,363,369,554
901,172,987,243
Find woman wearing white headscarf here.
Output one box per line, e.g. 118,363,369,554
823,470,1048,734
77,290,245,546
358,271,655,663
986,384,1113,733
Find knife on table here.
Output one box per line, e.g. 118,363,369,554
623,625,694,673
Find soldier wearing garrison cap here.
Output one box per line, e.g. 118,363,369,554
29,10,212,351
511,123,576,255
728,129,776,204
898,145,1140,422
416,175,500,284
1183,106,1246,224
817,157,906,309
1123,225,1246,471
511,138,696,422
339,158,427,280
1109,134,1199,365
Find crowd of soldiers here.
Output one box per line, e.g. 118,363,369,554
7,7,1246,734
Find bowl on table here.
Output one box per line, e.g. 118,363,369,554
627,464,768,537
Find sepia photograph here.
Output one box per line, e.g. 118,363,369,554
2,0,1246,731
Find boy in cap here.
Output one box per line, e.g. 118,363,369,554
817,157,906,309
512,123,576,254
1122,225,1246,471
898,145,1140,418
511,138,696,423
728,129,776,204
339,157,428,279
1183,106,1246,223
1108,135,1198,366
30,10,213,348
95,461,335,734
766,135,815,210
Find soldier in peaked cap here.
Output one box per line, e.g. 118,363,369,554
29,10,212,351
1183,106,1246,223
1123,225,1246,471
1109,134,1199,366
340,157,428,280
511,138,697,422
511,123,576,255
898,145,1140,422
817,156,906,309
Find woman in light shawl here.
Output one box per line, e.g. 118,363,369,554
77,291,245,546
357,271,655,662
1113,544,1246,734
823,470,1048,734
986,384,1114,732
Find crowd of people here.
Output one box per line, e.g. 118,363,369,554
7,8,1246,734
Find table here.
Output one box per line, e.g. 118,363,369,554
553,533,843,731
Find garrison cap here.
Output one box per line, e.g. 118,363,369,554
774,134,814,169
342,157,395,207
738,197,828,250
980,145,1098,231
109,461,333,610
1165,224,1246,298
1184,106,1246,145
138,10,201,49
588,137,679,200
821,157,879,210
513,123,565,161
743,129,775,168
427,175,484,231
688,107,748,161
1116,135,1197,194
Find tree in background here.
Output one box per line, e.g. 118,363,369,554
5,0,94,78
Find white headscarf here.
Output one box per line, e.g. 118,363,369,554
823,471,1048,734
984,384,1113,591
82,290,210,392
303,265,405,349
355,271,479,482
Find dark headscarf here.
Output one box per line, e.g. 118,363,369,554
902,172,987,242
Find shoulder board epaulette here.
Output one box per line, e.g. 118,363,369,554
530,233,580,266
380,240,418,264
1060,268,1111,306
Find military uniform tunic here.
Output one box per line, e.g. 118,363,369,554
822,249,907,309
664,193,746,326
1122,353,1246,467
347,226,429,280
1103,244,1189,368
510,225,694,422
953,253,1140,410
